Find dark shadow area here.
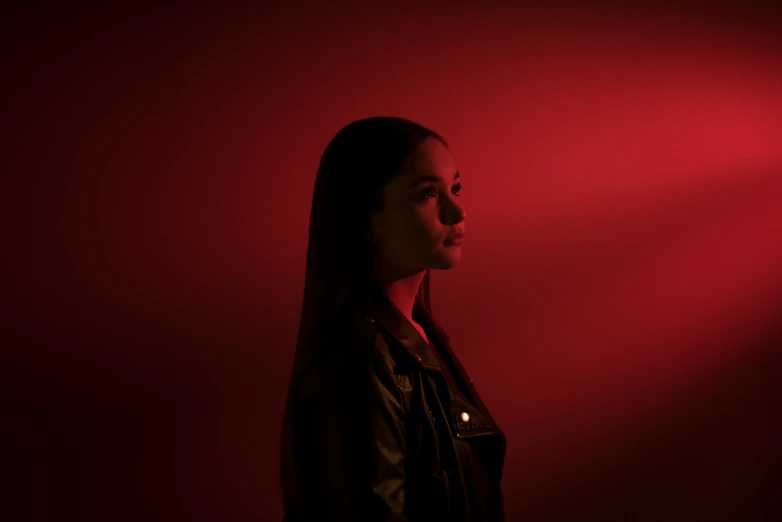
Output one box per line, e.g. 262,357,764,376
3,315,283,522
519,301,782,522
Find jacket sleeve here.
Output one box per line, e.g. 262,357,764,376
285,347,409,522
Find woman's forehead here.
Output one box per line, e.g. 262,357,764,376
400,141,456,181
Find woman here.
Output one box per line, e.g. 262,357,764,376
279,116,507,521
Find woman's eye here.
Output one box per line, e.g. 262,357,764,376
423,183,461,198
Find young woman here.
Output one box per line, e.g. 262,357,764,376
279,116,506,521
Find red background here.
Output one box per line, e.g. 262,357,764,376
5,4,782,521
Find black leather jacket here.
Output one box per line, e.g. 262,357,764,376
281,289,507,521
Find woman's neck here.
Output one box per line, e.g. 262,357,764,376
377,271,426,324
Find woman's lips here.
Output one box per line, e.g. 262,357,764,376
444,236,464,245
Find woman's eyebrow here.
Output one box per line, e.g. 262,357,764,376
407,171,460,188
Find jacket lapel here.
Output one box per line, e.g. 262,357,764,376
413,296,502,429
349,286,507,482
360,290,443,372
356,289,497,423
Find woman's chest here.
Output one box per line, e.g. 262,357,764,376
401,368,506,520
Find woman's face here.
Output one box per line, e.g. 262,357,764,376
369,137,467,282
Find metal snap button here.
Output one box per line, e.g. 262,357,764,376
460,412,470,423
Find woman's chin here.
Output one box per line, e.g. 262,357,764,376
432,250,462,269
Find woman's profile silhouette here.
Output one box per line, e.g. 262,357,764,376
279,116,505,522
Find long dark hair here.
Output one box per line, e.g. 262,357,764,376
279,115,448,502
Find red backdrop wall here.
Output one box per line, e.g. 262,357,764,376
6,4,782,521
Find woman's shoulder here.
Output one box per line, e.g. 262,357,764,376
295,311,392,380
349,308,420,377
289,318,409,417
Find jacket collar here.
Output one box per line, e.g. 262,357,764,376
350,284,500,426
352,286,449,372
